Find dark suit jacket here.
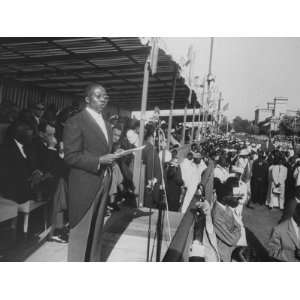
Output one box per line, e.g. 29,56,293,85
63,109,113,228
0,139,36,203
269,219,300,262
142,142,162,185
212,202,241,262
166,164,184,211
33,139,68,179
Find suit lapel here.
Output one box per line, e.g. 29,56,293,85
82,110,109,151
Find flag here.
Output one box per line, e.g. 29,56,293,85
194,76,204,105
179,45,197,103
186,45,196,88
222,102,229,112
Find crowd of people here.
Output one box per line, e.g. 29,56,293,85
1,83,300,262
161,134,300,261
0,94,149,248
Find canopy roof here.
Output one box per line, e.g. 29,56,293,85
0,37,196,111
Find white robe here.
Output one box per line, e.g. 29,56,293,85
180,160,207,213
266,164,287,209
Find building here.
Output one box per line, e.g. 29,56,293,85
254,108,272,125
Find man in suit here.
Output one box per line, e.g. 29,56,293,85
165,151,184,212
0,121,43,204
142,124,163,208
63,84,118,262
268,202,300,261
212,179,242,261
19,103,45,137
36,120,69,243
250,151,269,205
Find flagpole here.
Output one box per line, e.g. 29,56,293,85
191,101,196,143
197,104,201,141
167,69,177,150
204,37,214,135
199,78,205,137
181,98,189,146
217,92,222,134
132,57,150,209
226,118,229,134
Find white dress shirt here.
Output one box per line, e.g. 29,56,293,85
86,107,108,143
34,116,40,125
14,139,27,159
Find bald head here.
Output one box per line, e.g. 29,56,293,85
85,84,105,98
85,84,109,113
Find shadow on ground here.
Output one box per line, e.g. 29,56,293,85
243,203,282,262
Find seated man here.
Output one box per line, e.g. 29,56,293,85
36,121,69,242
211,179,242,261
268,202,300,262
36,120,68,181
0,121,44,204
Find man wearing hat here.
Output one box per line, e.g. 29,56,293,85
212,178,242,261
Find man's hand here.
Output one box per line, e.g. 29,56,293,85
29,170,44,188
114,148,125,155
196,200,211,216
99,153,118,165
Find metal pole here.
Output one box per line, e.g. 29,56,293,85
208,37,214,75
199,79,205,136
191,102,196,142
133,58,150,207
181,102,189,146
204,37,214,135
197,104,201,141
217,92,222,134
226,119,229,134
167,71,177,150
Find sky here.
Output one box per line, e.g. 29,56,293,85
160,37,300,121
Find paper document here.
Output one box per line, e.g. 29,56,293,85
114,145,145,158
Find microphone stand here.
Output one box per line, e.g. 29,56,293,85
155,119,167,262
146,114,169,262
146,123,158,262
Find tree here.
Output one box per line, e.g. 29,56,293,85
232,116,252,133
219,116,232,133
279,115,300,136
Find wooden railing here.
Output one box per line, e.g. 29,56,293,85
163,197,198,262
